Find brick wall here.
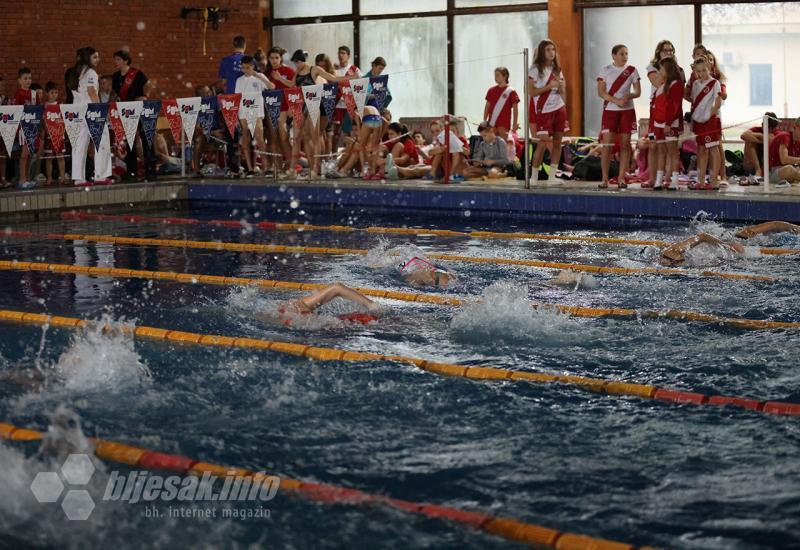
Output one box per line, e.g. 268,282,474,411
0,0,268,102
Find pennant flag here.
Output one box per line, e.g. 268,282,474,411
0,105,23,155
117,100,143,151
20,105,44,153
60,103,88,149
340,83,357,120
140,99,161,148
162,98,182,144
85,103,110,152
44,104,66,153
198,96,217,137
369,75,389,111
239,93,263,136
262,89,283,130
321,83,338,121
302,84,323,129
108,103,126,145
350,77,369,118
285,87,304,129
176,97,202,143
218,94,241,138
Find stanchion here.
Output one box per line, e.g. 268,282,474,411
444,114,450,185
523,47,530,190
180,126,186,178
762,113,770,189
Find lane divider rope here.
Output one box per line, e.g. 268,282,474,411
4,230,778,283
59,211,800,256
1,260,798,330
0,308,797,417
0,421,642,549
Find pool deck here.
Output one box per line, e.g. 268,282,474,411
1,176,799,224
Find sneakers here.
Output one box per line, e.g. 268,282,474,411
17,180,37,190
775,179,790,188
667,180,679,191
653,181,664,191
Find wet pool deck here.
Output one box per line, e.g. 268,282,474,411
1,176,799,225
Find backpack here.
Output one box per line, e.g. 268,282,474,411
573,155,618,180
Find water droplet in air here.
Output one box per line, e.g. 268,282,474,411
290,200,299,209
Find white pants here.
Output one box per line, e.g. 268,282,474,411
72,125,111,182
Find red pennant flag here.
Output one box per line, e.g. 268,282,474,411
218,94,241,138
108,103,126,145
340,83,357,120
43,104,66,153
285,87,305,129
162,98,182,144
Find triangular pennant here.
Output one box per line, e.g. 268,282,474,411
198,96,217,137
218,94,241,139
0,105,23,155
302,84,323,129
285,87,304,129
85,103,110,152
262,89,283,130
20,104,44,153
108,103,126,145
59,103,87,149
117,101,143,152
176,97,202,143
340,82,357,120
369,75,389,112
321,83,338,121
44,104,66,153
162,98,182,144
140,100,161,148
350,77,369,118
239,93,263,136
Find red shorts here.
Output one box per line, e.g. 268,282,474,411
601,109,637,135
694,117,721,148
333,108,346,125
534,106,569,136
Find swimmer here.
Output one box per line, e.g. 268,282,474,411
548,269,598,290
397,256,453,288
735,221,800,239
660,232,745,265
279,283,383,316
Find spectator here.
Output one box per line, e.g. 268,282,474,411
462,121,512,179
484,67,519,141
13,67,41,189
234,55,273,175
428,119,465,182
333,45,360,146
0,77,6,187
383,122,417,168
266,46,294,172
528,40,568,186
315,53,336,157
767,118,800,185
112,49,155,180
740,112,778,179
364,57,391,111
43,81,66,186
650,57,683,190
218,35,247,176
253,49,268,73
99,75,115,103
688,56,722,190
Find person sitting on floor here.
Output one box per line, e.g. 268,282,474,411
462,121,514,180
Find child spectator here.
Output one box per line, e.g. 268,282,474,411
266,46,295,172
650,57,683,190
462,121,513,179
739,112,778,180
112,49,154,180
484,67,519,141
528,40,568,185
99,75,115,103
767,118,800,185
13,68,41,188
0,77,7,187
42,82,66,186
234,55,274,176
428,119,465,182
689,56,722,190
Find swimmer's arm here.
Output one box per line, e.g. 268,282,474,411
736,221,800,239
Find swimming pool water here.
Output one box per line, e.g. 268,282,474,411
0,207,798,549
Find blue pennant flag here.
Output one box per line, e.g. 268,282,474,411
20,104,44,153
140,99,162,148
85,103,109,152
321,83,338,121
262,89,283,130
198,96,217,137
368,75,390,112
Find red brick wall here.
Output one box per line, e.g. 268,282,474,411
0,0,268,102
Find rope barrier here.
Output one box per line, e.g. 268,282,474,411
5,230,778,283
1,259,797,330
0,308,797,416
58,211,800,256
0,420,638,549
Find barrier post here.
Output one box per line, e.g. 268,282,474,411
523,48,530,190
444,114,450,184
762,113,769,189
180,125,186,178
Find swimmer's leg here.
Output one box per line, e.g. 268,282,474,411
296,283,377,312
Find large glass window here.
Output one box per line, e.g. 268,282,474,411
272,22,355,66
456,0,545,6
361,0,447,15
273,0,351,19
360,17,448,119
583,6,694,137
454,11,547,128
703,3,800,136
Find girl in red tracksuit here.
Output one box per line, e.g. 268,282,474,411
651,57,683,190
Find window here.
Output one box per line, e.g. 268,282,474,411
456,0,545,6
583,5,694,137
273,0,351,19
272,22,354,67
749,64,773,106
361,0,447,15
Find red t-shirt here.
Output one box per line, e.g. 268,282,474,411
484,85,520,130
652,80,683,125
389,137,420,164
13,88,38,105
268,65,296,90
768,131,800,167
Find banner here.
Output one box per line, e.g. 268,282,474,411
198,96,217,137
262,89,283,130
321,83,338,121
0,105,23,155
162,98,182,144
303,84,323,129
218,94,241,138
108,103,126,145
85,102,109,152
369,75,389,112
177,97,202,143
59,103,87,149
44,104,66,153
239,93,263,136
140,99,161,148
285,87,304,129
340,83,357,120
350,77,369,118
117,100,143,151
20,105,44,153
